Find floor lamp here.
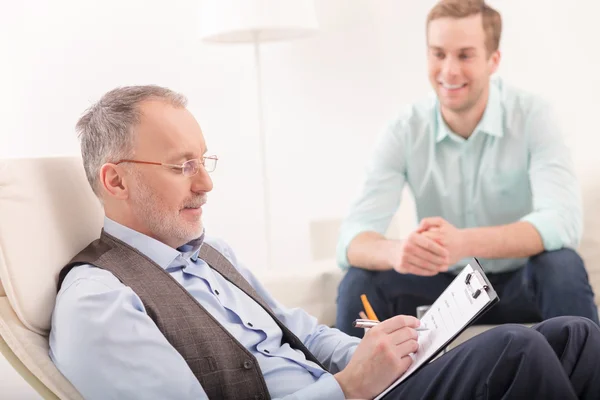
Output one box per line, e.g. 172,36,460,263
199,0,319,269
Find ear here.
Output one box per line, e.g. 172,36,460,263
488,50,501,74
99,163,130,200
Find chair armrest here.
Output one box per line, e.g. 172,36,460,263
0,334,58,400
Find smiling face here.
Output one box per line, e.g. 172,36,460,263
427,13,500,115
125,99,214,248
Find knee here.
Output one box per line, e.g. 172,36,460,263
529,248,587,287
539,316,599,335
486,324,549,353
530,248,583,271
337,267,376,296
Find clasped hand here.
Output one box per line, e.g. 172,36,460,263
388,217,466,276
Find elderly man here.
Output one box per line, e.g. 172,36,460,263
49,85,600,399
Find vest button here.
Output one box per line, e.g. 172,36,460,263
243,360,253,369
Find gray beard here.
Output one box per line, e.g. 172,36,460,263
130,176,204,247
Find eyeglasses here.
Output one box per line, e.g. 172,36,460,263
114,155,218,176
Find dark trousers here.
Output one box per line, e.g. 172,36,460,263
385,316,600,399
336,248,599,338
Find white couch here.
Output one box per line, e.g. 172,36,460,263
257,165,600,347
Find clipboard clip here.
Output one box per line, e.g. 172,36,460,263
464,271,489,299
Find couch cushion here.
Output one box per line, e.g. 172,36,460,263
254,259,343,326
579,174,600,305
0,157,103,335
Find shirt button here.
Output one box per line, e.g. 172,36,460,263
243,360,253,369
214,289,220,295
247,322,253,327
264,349,270,354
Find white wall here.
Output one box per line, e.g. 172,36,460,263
1,0,599,272
259,0,600,268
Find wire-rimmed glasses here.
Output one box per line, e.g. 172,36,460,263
114,155,218,176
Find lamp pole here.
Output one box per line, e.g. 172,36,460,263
253,31,273,269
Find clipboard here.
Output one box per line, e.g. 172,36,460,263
377,258,499,399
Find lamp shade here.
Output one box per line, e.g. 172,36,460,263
199,0,318,43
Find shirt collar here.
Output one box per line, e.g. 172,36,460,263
435,81,503,143
179,236,204,262
103,216,204,269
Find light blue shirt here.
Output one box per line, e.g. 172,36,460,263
337,77,582,273
50,217,359,400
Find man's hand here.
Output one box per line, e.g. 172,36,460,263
334,315,421,399
387,231,450,276
418,217,467,265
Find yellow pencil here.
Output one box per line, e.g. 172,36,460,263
360,294,379,321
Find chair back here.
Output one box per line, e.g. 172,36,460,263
0,156,103,399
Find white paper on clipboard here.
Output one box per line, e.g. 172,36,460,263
375,261,497,399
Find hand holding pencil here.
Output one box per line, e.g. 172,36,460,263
335,312,422,399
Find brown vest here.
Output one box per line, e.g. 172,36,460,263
58,230,326,400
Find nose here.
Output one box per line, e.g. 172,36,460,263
191,165,213,194
441,56,460,79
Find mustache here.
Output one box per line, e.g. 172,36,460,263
183,195,207,209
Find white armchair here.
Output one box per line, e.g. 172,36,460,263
0,157,105,399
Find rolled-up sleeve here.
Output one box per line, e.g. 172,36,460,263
336,117,409,269
520,101,582,250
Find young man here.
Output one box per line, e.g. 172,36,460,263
49,85,600,399
336,0,599,338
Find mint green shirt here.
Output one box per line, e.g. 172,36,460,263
337,77,582,273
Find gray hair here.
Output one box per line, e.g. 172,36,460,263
76,85,187,198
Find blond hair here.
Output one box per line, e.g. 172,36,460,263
427,0,502,54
